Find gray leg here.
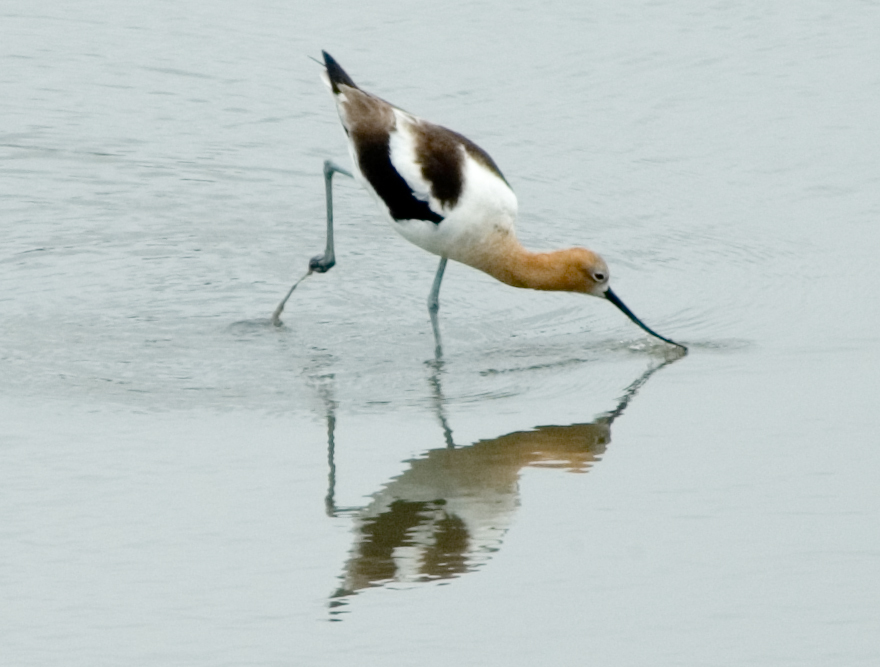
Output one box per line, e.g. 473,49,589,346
309,159,353,273
271,159,353,325
428,257,447,359
428,256,447,313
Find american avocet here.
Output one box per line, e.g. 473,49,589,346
273,52,685,352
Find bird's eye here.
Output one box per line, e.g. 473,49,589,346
593,272,606,282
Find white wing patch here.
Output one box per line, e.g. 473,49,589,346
393,149,519,263
387,110,448,218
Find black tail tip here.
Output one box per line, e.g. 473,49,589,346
321,51,357,93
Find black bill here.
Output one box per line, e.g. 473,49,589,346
605,288,687,351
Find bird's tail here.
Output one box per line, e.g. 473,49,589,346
322,51,358,94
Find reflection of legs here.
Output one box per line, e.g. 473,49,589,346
310,160,353,273
323,391,338,517
427,258,453,444
271,160,353,324
315,371,359,518
427,357,455,448
428,256,448,359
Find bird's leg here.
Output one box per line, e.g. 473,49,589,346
428,256,448,359
271,269,312,325
271,160,353,325
310,159,353,273
428,256,447,314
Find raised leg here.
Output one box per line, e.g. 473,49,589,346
310,159,353,273
271,159,352,325
428,256,448,359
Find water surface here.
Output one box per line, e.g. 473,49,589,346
2,2,880,665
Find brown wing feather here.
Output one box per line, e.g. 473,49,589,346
337,85,444,223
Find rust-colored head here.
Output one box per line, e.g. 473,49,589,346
480,244,610,294
474,240,686,350
534,247,687,350
551,247,611,296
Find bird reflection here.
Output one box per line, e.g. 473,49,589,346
321,356,679,618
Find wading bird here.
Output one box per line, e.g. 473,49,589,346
273,52,685,353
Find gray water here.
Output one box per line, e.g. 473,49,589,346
3,2,880,665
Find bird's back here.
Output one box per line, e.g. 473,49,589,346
320,52,519,264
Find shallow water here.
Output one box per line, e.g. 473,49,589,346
2,2,880,665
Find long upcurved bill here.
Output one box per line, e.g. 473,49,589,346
605,288,687,351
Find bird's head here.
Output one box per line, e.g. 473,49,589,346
562,247,687,351
561,247,611,297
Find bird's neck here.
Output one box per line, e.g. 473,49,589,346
470,237,588,293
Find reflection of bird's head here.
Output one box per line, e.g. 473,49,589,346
483,422,611,473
